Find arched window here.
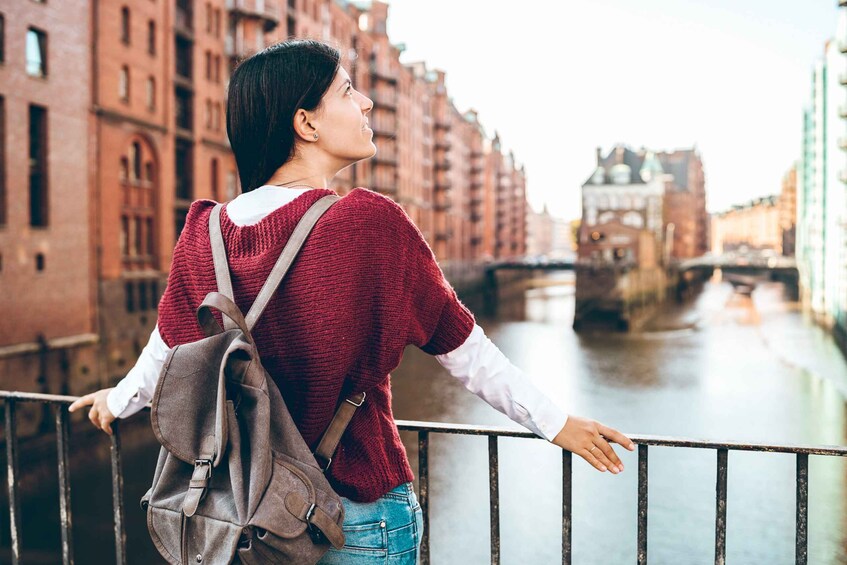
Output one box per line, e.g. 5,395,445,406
120,157,129,182
145,162,154,183
131,142,142,181
148,20,156,55
121,7,131,45
119,66,130,102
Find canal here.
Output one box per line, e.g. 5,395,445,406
391,271,847,564
3,271,847,564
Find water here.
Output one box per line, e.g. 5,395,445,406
4,272,847,564
390,272,847,564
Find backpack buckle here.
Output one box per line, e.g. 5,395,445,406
345,392,366,407
193,459,213,485
304,503,326,544
315,454,332,472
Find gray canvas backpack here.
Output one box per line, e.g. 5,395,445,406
141,195,365,564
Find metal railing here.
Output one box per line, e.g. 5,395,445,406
1,391,846,564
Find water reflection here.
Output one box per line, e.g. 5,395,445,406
392,272,847,564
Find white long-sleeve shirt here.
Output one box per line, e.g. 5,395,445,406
106,186,569,442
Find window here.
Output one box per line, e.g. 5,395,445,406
206,2,212,33
211,158,219,201
214,9,221,38
147,20,155,55
176,37,192,79
35,253,45,272
205,98,212,129
146,76,155,110
214,54,221,82
205,50,211,80
119,157,129,181
175,139,193,200
26,27,47,77
119,65,129,102
226,171,237,200
131,142,142,181
29,105,48,227
125,281,135,312
145,161,154,183
121,7,130,45
175,87,192,130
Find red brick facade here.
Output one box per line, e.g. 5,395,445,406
1,0,529,399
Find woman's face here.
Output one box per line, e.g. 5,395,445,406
311,66,376,164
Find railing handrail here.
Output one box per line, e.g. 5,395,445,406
1,390,844,457
0,389,839,564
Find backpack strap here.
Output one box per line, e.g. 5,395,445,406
244,194,340,330
209,204,237,330
313,391,366,472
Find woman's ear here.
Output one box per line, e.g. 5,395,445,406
292,108,317,142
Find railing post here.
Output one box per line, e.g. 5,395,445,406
5,399,21,565
418,430,430,565
637,444,648,564
796,453,808,565
110,420,127,565
488,435,500,565
562,450,572,565
55,405,75,565
715,448,728,565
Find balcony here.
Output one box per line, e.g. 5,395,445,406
371,89,397,110
371,123,396,137
434,229,453,241
470,235,482,245
369,61,398,84
471,211,483,222
470,196,483,207
434,139,452,151
435,159,452,171
434,121,451,131
434,179,452,191
373,153,398,167
226,0,281,30
470,165,483,174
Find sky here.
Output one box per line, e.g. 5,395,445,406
384,0,840,221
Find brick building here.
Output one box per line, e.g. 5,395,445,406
0,0,529,404
710,195,782,255
657,148,708,259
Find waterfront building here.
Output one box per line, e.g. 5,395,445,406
710,196,781,255
657,148,709,260
0,0,98,435
779,165,797,257
796,18,847,344
0,0,530,421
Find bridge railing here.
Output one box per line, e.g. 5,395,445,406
0,390,844,565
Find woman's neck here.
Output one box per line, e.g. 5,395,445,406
264,158,339,189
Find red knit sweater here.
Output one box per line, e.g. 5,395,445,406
156,187,475,502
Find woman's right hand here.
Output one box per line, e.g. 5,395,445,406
551,415,636,474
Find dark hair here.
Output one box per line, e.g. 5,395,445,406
226,39,341,193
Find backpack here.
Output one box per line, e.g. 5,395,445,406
141,195,364,564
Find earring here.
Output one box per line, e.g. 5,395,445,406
313,133,319,140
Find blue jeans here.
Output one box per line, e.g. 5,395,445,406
316,481,424,564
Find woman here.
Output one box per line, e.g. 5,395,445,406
70,39,634,563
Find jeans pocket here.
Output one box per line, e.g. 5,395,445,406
317,519,388,564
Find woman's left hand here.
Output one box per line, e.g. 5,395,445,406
69,388,117,435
